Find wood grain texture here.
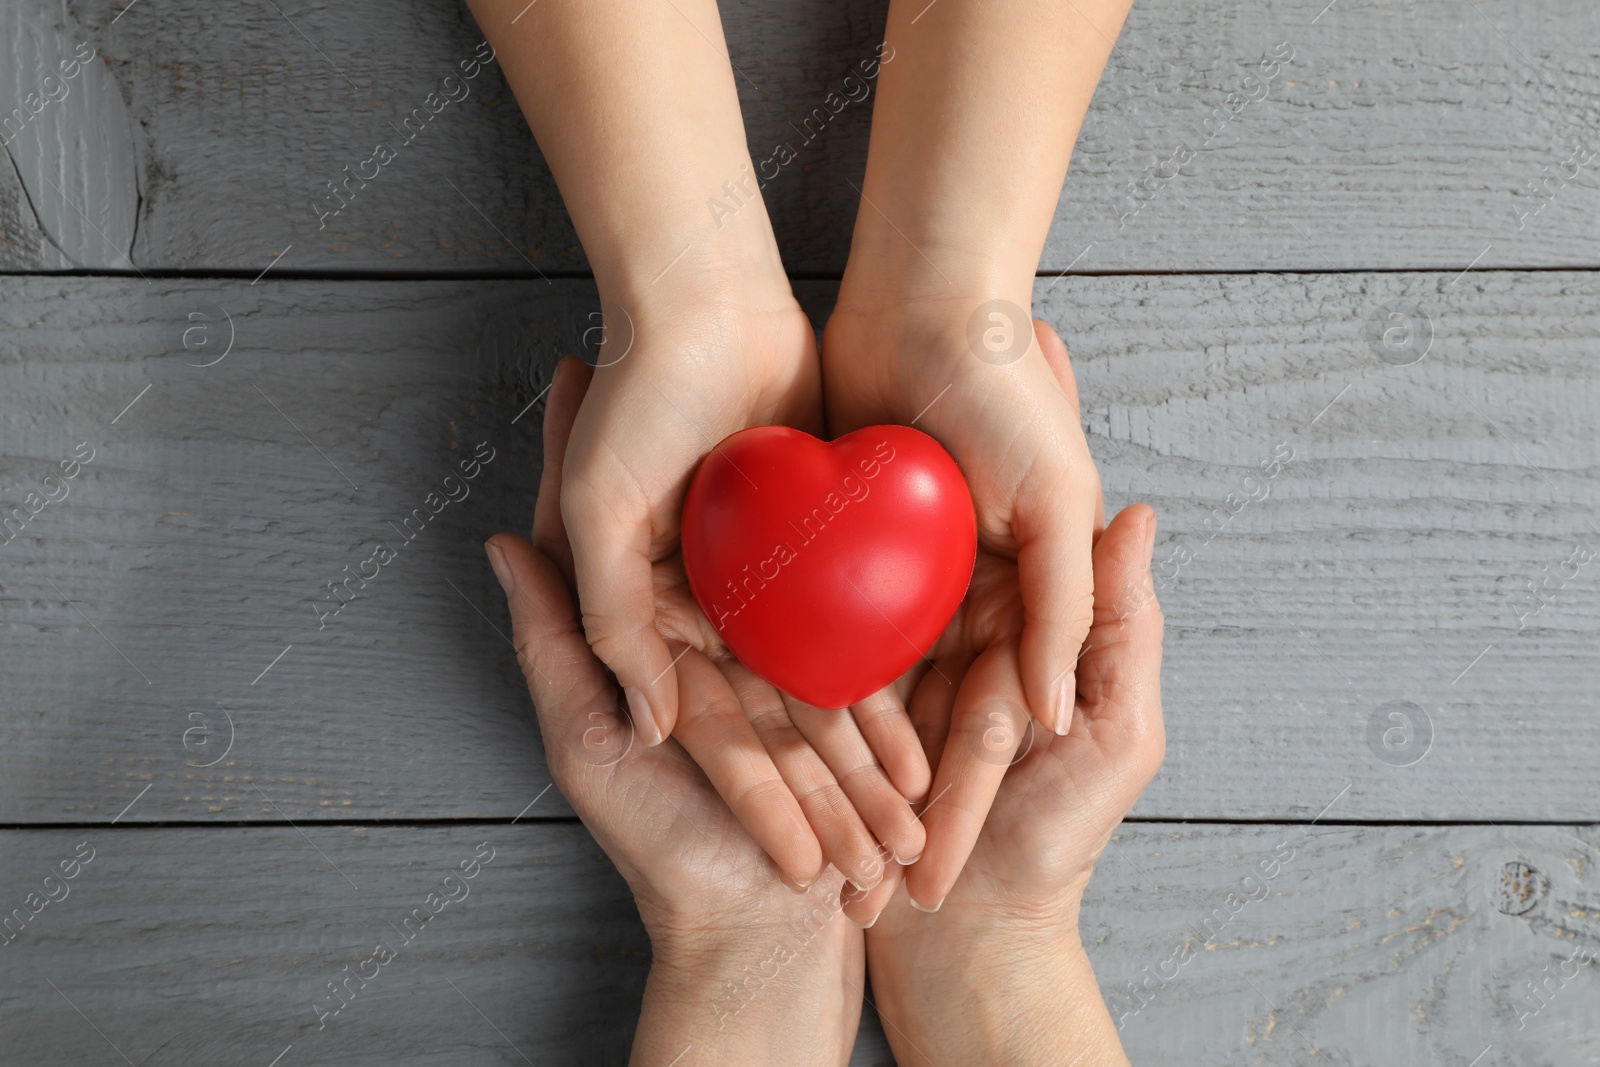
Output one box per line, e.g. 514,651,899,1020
0,0,1590,273
1,4,138,269
0,275,565,824
0,822,1595,1064
1,272,1596,824
1064,267,1600,822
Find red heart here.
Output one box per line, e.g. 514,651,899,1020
681,425,977,709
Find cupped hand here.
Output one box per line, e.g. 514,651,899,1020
532,356,933,895
821,313,1105,910
483,524,870,1062
558,275,821,746
856,500,1164,1066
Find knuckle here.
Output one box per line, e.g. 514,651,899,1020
580,612,651,665
680,685,741,738
836,759,891,794
1061,591,1097,642
730,774,794,816
744,701,794,736
853,699,906,736
796,778,854,821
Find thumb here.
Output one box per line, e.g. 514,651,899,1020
562,490,678,748
1076,504,1165,783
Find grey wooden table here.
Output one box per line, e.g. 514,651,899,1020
2,1,1597,1064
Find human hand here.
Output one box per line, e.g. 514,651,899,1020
559,263,823,748
858,499,1164,1066
467,0,932,917
820,313,1103,910
467,0,850,760
532,357,933,895
484,522,869,1064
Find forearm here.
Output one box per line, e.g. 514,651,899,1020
868,915,1129,1067
466,0,787,305
842,0,1134,306
632,922,862,1067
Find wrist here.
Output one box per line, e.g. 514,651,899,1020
869,902,1127,1066
591,222,803,374
588,157,796,321
840,234,1035,312
822,281,1037,394
634,902,862,1067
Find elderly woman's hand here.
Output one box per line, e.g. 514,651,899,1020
842,498,1163,1066
485,524,868,1066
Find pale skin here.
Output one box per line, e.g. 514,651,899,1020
468,0,1135,913
466,0,938,895
469,0,1146,1057
823,0,1135,910
487,323,1161,1064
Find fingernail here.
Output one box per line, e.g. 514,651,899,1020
484,540,514,596
1142,511,1158,564
624,686,662,747
896,852,921,866
908,895,943,914
1054,674,1075,736
780,871,813,894
846,911,879,929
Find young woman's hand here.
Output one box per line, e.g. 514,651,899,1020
819,0,1135,906
527,357,933,897
468,0,832,747
821,317,1105,911
851,499,1164,1067
559,273,824,750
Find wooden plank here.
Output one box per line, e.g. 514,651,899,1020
0,8,137,271
1,272,1596,824
1067,268,1600,822
0,822,1594,1063
1,0,1595,273
0,275,569,823
1091,822,1600,1065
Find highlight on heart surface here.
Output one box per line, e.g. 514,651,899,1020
680,424,977,709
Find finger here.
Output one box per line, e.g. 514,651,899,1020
1015,332,1101,739
485,533,620,777
849,685,931,804
1016,490,1098,739
902,639,1023,913
841,861,902,928
904,655,966,778
720,658,883,889
787,698,927,867
531,357,594,577
1076,504,1165,783
562,480,678,749
1034,318,1105,535
671,647,824,885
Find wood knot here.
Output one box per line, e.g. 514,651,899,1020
1493,861,1548,916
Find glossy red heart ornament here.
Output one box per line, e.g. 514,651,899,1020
681,425,977,709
